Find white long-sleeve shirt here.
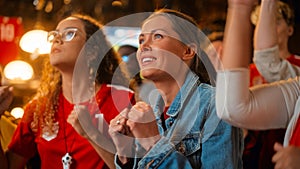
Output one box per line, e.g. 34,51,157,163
253,45,300,82
216,68,300,146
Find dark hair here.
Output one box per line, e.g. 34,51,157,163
72,14,133,88
145,9,215,85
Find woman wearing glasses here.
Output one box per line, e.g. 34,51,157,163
1,14,135,169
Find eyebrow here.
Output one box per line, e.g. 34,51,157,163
139,29,167,38
55,27,79,32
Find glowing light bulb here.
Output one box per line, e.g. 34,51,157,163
4,60,34,81
11,107,24,119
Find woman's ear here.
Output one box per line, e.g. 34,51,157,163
183,43,197,61
288,26,294,36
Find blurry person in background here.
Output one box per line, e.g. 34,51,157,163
217,0,300,168
0,65,14,169
0,85,13,169
118,44,142,87
246,1,300,168
206,31,224,70
250,0,299,84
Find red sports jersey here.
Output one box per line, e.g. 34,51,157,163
8,84,135,169
290,118,300,146
249,63,267,87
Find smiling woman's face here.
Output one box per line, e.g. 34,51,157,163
137,15,190,81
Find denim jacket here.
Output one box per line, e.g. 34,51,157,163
115,71,243,169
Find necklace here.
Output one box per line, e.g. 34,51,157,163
60,94,76,169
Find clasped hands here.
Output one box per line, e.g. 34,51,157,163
108,101,161,160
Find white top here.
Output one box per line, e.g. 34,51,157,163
216,68,300,146
253,45,300,82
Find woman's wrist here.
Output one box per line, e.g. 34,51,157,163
138,135,161,152
228,1,256,13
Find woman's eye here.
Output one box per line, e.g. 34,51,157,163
153,34,163,40
64,31,76,41
139,38,144,45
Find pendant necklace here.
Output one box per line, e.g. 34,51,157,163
61,96,75,169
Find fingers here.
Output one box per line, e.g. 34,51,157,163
274,142,283,152
127,102,155,123
272,142,284,168
109,108,131,135
273,142,283,162
0,86,13,115
67,109,78,126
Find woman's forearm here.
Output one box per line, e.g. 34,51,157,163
222,2,254,69
254,0,277,50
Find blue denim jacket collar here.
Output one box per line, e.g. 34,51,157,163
153,71,199,119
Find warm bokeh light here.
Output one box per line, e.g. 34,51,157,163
4,60,34,81
10,107,24,119
19,29,51,56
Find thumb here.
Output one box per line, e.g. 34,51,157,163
274,142,283,152
120,108,130,119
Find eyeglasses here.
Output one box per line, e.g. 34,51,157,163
47,28,79,43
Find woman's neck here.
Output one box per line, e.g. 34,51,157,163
62,73,73,103
279,42,292,59
153,75,185,107
279,48,292,59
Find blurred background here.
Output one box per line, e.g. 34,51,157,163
0,0,299,115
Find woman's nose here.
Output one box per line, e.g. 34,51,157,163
53,34,63,44
140,36,152,52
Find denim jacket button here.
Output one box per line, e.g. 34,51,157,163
178,143,186,154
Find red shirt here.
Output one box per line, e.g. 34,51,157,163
290,118,300,146
8,84,135,169
249,64,267,87
286,54,300,146
287,54,300,67
249,54,300,86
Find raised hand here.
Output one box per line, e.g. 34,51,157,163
272,142,300,169
0,86,13,115
67,105,93,139
108,108,135,162
126,102,160,151
228,0,258,7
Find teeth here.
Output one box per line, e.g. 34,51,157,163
142,57,156,63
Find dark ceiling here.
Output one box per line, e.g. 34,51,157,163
0,0,229,32
0,0,299,53
1,0,299,32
